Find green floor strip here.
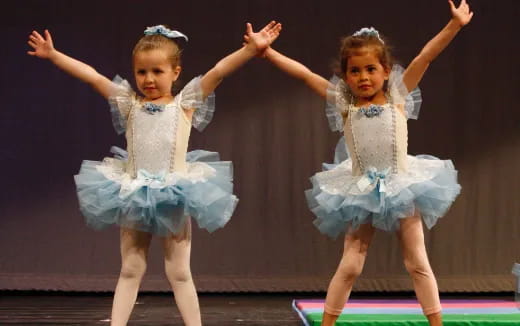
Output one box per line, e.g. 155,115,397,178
305,313,520,326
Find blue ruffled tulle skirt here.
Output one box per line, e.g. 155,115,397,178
306,155,461,238
74,149,238,236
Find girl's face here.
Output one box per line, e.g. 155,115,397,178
133,48,181,101
344,48,389,104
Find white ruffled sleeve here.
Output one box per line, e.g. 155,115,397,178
387,65,423,120
178,76,216,132
108,75,138,135
325,76,351,132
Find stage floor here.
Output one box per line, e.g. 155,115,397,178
0,293,516,325
294,298,520,326
0,293,302,325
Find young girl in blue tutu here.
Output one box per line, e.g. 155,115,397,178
247,1,472,325
28,22,280,325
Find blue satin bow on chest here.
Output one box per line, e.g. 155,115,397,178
143,102,166,114
358,104,385,118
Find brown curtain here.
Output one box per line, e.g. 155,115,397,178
0,0,518,292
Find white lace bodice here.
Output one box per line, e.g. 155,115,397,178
344,104,408,176
127,96,191,176
325,65,422,176
108,76,215,178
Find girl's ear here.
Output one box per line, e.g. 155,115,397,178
173,65,182,81
384,65,391,80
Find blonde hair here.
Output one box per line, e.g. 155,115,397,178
132,32,182,68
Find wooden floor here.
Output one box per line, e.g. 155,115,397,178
1,292,513,325
0,293,303,325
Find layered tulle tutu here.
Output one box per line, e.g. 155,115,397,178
306,148,461,238
312,64,461,238
74,148,238,236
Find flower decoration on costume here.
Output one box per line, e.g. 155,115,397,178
144,25,188,42
143,102,165,114
353,27,384,44
359,104,385,118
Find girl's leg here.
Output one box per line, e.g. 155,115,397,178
322,223,376,326
162,219,201,326
111,227,152,326
397,214,442,326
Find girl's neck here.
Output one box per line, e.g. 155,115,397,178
143,94,174,104
354,92,387,107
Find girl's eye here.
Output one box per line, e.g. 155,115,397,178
350,68,359,73
153,69,163,74
137,70,145,75
368,66,376,72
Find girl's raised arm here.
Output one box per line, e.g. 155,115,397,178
263,47,329,99
28,30,113,99
200,21,282,98
403,0,474,91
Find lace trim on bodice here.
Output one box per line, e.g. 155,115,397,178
347,104,398,175
128,99,181,176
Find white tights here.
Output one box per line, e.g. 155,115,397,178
110,220,201,326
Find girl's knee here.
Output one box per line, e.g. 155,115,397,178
120,260,147,280
165,264,192,284
337,260,364,281
336,245,369,281
403,258,431,278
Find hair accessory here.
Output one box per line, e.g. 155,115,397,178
144,25,188,42
353,27,384,44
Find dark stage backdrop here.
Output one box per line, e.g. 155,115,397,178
0,0,518,293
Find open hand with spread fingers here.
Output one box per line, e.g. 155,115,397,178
27,30,56,59
243,21,282,55
449,0,474,27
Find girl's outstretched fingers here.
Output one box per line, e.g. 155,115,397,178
27,31,42,55
242,21,281,57
261,21,277,34
246,22,253,37
261,20,282,41
27,29,55,58
449,0,474,26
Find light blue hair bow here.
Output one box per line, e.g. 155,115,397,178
353,27,384,44
144,25,188,42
